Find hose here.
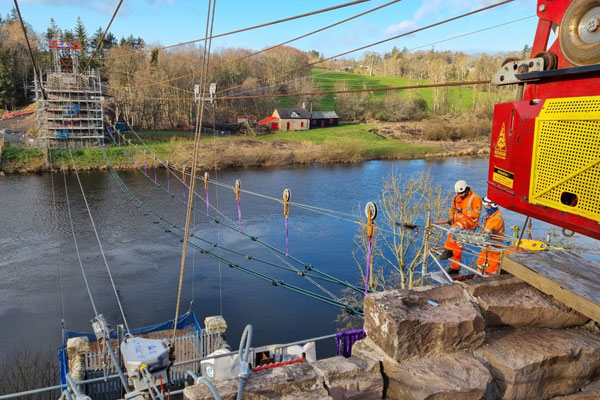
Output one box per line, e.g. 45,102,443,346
237,324,253,400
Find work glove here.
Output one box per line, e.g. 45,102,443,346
449,226,460,235
447,218,453,225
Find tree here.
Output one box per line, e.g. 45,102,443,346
75,16,88,60
45,18,61,42
337,172,448,329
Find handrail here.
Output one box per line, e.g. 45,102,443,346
0,332,339,399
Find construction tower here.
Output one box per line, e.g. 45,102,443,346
34,40,104,149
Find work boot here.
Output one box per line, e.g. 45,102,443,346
446,268,460,275
439,249,453,260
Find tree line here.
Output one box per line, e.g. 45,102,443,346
1,12,523,131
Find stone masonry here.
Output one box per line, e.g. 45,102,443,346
184,275,600,400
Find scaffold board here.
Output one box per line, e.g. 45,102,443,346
502,250,600,323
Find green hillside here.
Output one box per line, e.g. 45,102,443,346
311,68,475,113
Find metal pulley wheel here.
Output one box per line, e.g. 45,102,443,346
283,188,291,202
559,0,600,65
534,51,559,70
235,179,241,190
365,202,377,220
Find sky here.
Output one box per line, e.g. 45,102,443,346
3,0,539,58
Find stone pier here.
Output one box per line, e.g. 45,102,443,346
184,275,600,400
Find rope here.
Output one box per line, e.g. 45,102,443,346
172,0,216,343
82,0,123,74
212,104,224,315
65,144,131,333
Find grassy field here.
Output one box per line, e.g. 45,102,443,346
255,123,437,158
1,124,442,172
311,68,475,112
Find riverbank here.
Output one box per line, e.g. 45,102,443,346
0,123,490,174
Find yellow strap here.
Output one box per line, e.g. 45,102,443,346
516,238,547,251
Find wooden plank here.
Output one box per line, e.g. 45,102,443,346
502,250,600,323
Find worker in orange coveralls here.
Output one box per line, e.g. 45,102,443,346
440,180,482,275
476,197,505,276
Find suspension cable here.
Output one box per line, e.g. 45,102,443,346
82,0,123,74
113,79,491,102
217,0,513,95
65,143,131,333
99,143,363,314
109,0,402,92
103,127,366,295
172,0,216,343
12,0,47,100
49,150,66,327
61,159,100,317
98,0,369,61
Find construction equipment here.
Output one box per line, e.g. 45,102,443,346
488,0,600,240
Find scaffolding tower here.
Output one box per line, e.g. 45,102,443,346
34,40,105,149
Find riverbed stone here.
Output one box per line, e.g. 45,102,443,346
311,355,383,399
475,329,600,400
184,361,325,400
462,276,589,328
363,284,485,361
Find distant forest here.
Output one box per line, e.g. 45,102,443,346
0,10,527,129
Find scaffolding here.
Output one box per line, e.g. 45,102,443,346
34,40,105,149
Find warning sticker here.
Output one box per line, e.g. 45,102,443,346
492,166,514,189
494,123,507,160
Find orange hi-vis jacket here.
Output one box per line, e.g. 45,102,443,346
448,190,482,230
481,209,505,240
477,209,505,276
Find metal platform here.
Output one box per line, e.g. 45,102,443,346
502,250,600,323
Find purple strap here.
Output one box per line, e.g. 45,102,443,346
167,169,170,192
144,160,147,175
285,217,289,256
154,165,157,183
205,189,210,216
335,329,366,358
237,200,242,232
364,238,372,295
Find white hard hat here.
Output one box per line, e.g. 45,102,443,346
483,196,498,208
454,180,468,194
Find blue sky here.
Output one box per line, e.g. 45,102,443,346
5,0,537,57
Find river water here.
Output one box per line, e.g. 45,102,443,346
0,158,594,359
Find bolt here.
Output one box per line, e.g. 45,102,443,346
538,4,546,12
587,17,599,32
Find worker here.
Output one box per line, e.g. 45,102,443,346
440,180,482,274
476,197,505,276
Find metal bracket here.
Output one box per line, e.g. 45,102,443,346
491,57,545,85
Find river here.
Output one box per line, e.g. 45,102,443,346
0,158,594,359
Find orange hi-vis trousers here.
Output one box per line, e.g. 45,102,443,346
444,220,479,271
